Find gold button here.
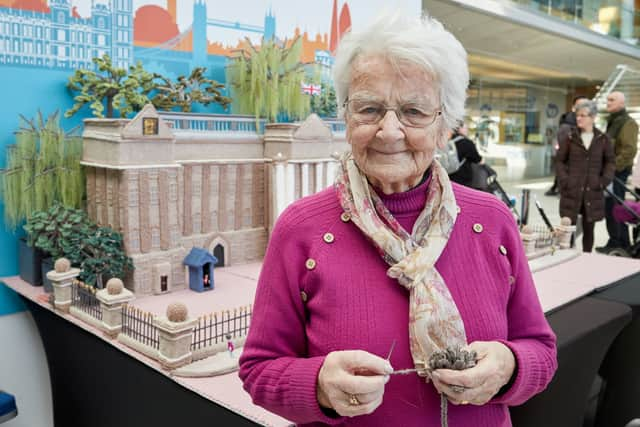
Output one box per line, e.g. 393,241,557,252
323,232,335,243
341,212,351,222
473,223,483,233
300,291,308,302
305,258,316,270
499,245,507,255
509,275,516,285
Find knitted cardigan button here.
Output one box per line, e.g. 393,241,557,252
341,212,351,222
499,245,507,255
473,223,483,233
323,233,335,243
300,291,308,302
305,258,317,270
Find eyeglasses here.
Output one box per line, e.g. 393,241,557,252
343,98,442,128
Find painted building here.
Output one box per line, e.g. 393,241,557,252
0,0,133,69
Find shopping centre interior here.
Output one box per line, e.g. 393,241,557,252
428,0,640,180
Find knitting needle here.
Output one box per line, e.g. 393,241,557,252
386,339,396,362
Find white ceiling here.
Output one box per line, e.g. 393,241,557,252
424,0,640,87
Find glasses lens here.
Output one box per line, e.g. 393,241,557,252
399,104,434,127
349,100,384,124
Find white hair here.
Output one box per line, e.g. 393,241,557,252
332,11,469,130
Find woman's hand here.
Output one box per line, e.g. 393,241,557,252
317,350,393,417
431,341,516,406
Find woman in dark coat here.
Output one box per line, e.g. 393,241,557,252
556,100,615,252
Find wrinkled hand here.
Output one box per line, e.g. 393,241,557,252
431,341,515,406
317,350,393,417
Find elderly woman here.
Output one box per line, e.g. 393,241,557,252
239,13,557,426
556,100,615,252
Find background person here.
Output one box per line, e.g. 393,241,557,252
596,91,638,253
546,95,589,196
631,154,640,243
239,12,557,427
448,121,483,188
556,100,615,252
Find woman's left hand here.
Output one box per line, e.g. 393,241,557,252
431,341,516,405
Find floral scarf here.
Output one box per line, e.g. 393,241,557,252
335,153,467,376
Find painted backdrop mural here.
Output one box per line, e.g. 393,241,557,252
1,0,420,87
0,0,419,279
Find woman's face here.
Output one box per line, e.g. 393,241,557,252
345,55,445,194
575,108,594,131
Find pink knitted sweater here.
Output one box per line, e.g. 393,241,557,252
239,180,557,426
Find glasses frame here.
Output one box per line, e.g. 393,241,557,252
343,98,443,128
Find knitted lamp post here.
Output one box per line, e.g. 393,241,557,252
555,217,576,249
520,225,538,256
96,278,134,338
154,302,198,370
46,258,80,313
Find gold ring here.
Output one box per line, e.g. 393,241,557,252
450,384,466,393
348,394,361,406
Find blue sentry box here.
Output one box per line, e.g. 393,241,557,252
0,390,18,423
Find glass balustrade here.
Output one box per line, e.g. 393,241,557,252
509,0,640,44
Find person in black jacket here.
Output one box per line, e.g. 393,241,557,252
449,122,483,188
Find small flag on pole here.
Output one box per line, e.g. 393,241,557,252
301,82,322,96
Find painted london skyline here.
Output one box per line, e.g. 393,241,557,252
0,0,420,73
85,0,421,48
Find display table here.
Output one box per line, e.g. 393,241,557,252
2,252,640,427
1,264,291,427
22,298,265,427
532,252,640,313
509,297,632,427
593,272,640,427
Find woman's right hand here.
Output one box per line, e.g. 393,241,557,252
317,350,393,417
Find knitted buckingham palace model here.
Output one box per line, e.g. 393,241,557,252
39,105,349,375
81,104,348,295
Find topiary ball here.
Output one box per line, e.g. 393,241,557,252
54,258,71,273
167,302,188,322
560,217,572,226
106,278,124,295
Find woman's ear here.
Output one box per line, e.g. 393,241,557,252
345,120,354,145
435,125,450,150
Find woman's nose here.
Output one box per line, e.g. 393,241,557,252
377,110,405,140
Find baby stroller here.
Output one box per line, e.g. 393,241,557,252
470,163,521,223
605,177,640,258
